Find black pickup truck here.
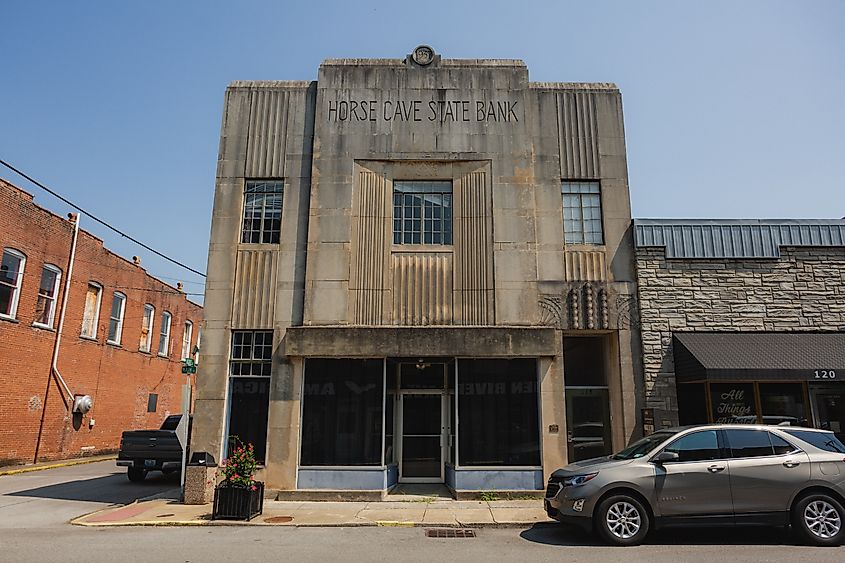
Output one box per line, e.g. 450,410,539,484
116,415,191,482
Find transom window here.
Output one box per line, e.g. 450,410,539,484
562,181,604,245
34,264,62,328
0,248,26,319
393,181,452,245
230,330,273,376
241,180,283,244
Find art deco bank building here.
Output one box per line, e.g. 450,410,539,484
191,47,643,496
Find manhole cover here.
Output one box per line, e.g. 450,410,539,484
264,516,294,524
425,528,476,538
156,514,175,518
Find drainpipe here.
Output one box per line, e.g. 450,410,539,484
34,213,79,463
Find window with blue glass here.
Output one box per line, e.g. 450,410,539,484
562,181,604,245
393,181,452,245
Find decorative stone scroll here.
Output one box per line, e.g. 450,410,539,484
539,283,638,330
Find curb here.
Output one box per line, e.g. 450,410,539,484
71,517,546,529
0,455,116,476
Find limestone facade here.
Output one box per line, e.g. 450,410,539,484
192,49,643,494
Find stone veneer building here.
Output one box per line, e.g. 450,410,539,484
634,219,845,441
189,47,644,497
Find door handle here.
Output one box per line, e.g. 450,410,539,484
707,464,726,473
783,460,801,468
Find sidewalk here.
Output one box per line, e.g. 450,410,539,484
0,455,116,476
72,497,551,528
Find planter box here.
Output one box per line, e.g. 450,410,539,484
212,481,264,521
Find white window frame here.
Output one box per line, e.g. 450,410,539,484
33,264,62,329
195,326,202,364
80,282,103,339
107,291,127,345
140,304,155,352
158,311,172,357
0,248,26,320
181,320,193,360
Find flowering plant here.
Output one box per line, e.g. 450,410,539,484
219,436,258,489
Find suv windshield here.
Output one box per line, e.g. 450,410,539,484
611,431,677,460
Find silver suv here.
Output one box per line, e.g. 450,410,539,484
545,425,845,546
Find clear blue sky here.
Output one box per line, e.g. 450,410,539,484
2,1,843,299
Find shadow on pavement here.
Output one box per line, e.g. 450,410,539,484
520,522,791,547
6,471,179,505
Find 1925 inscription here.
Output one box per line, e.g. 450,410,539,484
326,98,519,123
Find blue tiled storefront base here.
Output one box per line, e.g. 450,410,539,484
298,467,393,490
298,466,542,491
449,468,544,491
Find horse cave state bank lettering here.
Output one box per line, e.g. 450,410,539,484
327,98,521,123
186,45,845,500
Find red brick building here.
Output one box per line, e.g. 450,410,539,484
0,178,203,466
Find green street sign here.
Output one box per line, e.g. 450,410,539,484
183,358,196,368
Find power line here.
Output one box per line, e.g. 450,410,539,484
0,158,207,278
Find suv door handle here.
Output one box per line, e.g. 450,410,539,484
783,460,801,468
707,464,726,473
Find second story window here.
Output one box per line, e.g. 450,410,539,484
181,320,193,360
242,180,283,244
107,292,126,345
140,304,155,352
562,181,604,245
34,264,62,328
158,311,172,357
393,181,453,245
0,248,26,320
81,282,102,338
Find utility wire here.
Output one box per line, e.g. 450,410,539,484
0,158,207,278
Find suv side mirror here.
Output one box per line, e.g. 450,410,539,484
652,451,679,464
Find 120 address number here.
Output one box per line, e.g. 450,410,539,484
814,370,837,379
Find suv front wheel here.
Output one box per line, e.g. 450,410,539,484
792,493,844,546
595,494,650,546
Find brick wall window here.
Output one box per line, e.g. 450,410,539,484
147,393,158,413
562,181,604,245
0,248,26,320
34,264,62,328
81,282,102,339
158,311,172,357
393,181,453,245
228,330,273,462
181,320,193,360
241,180,283,244
140,304,154,352
107,292,126,345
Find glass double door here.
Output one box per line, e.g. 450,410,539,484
399,392,448,483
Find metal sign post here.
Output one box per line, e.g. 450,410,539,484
176,381,192,497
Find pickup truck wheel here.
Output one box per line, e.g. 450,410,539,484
127,467,147,482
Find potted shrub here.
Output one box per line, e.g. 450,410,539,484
212,437,264,520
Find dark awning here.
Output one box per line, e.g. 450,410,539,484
673,332,845,383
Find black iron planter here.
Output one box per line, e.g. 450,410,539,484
212,481,264,521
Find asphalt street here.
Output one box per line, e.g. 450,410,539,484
0,461,843,562
0,460,179,528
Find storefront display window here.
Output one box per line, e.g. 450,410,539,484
300,359,384,466
709,383,756,424
457,359,540,466
759,383,810,426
